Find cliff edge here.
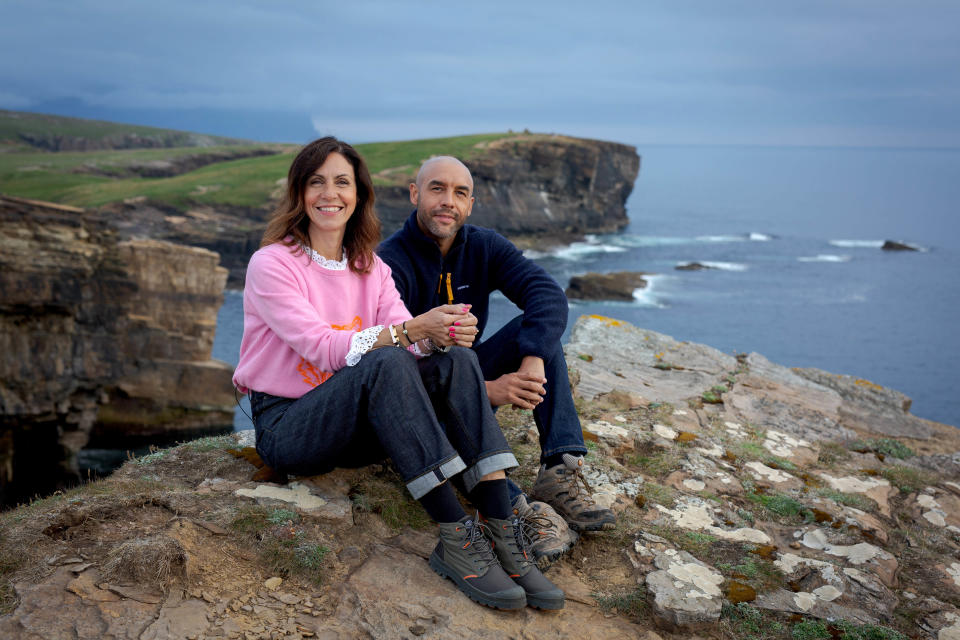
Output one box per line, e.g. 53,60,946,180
375,134,640,244
1,315,958,639
0,195,235,505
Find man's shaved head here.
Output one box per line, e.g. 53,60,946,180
410,155,475,254
415,156,473,191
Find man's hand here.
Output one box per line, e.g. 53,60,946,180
485,356,547,409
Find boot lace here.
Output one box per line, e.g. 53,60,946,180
503,516,534,569
457,518,499,573
561,464,599,506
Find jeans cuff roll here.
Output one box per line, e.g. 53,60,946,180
405,455,467,500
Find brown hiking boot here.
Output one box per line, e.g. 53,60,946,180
511,494,578,570
530,454,617,532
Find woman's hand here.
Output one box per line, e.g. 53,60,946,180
405,304,477,348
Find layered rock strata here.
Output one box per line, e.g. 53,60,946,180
373,134,641,242
0,195,234,504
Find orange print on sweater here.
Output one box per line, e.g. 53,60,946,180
297,358,332,388
331,315,362,331
296,315,364,388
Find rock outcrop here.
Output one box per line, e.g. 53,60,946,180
566,271,650,301
0,195,234,505
375,134,641,242
881,240,920,251
3,314,958,639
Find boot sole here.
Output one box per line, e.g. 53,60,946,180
567,520,617,533
428,553,527,610
526,593,565,610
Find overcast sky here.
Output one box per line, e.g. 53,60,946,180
2,0,959,147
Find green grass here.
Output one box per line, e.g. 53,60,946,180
0,120,521,211
593,585,648,619
746,491,811,521
720,603,786,640
850,438,915,460
814,488,877,511
881,465,936,494
626,449,682,478
354,132,514,184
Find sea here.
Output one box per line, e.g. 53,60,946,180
213,145,960,430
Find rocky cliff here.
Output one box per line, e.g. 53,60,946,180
2,315,958,639
375,134,641,244
0,195,235,505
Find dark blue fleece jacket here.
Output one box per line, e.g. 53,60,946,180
378,211,568,360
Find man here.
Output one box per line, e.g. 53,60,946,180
379,156,617,563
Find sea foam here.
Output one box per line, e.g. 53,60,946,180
798,254,851,263
829,240,884,248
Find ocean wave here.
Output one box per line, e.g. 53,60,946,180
749,232,773,241
798,254,852,263
829,239,884,248
632,274,667,308
676,261,748,271
695,234,748,243
525,239,627,260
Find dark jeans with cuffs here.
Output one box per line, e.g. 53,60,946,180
249,346,517,500
473,315,588,502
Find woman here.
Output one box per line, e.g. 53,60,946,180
232,137,562,611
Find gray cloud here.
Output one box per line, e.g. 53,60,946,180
2,0,959,146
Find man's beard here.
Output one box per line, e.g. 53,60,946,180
423,208,462,239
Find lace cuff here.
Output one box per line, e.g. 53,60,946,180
346,325,384,366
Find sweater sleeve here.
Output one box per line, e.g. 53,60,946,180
244,250,355,373
374,259,414,328
488,233,568,359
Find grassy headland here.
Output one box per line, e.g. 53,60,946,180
0,110,516,212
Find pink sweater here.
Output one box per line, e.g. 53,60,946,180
232,242,412,398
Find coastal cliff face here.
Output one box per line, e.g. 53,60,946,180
368,135,640,243
0,195,234,504
2,316,958,639
96,134,640,285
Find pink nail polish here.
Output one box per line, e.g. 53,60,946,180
454,321,460,326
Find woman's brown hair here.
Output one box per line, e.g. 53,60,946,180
261,136,380,274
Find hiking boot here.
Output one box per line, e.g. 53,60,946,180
485,515,565,610
531,454,617,532
429,514,526,610
512,494,578,571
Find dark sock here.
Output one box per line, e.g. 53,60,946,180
468,478,511,520
418,483,467,524
543,453,568,468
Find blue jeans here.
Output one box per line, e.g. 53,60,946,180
473,315,588,502
250,346,517,500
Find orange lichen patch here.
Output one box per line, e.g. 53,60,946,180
723,451,739,463
586,314,626,327
582,430,600,442
861,469,881,476
676,431,698,443
749,545,778,559
578,353,594,362
854,378,884,391
727,581,757,603
635,494,647,509
799,472,822,487
228,447,264,468
810,508,834,524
